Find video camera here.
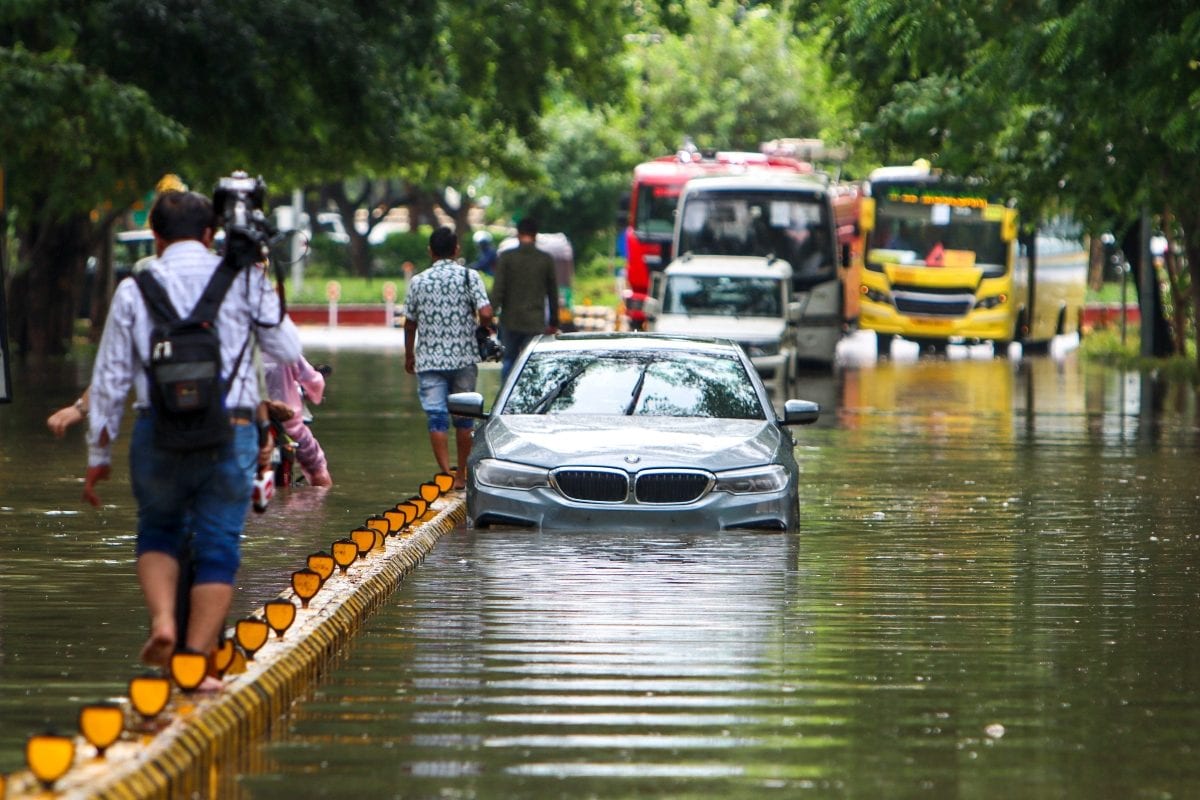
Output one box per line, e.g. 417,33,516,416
475,325,505,362
213,171,277,270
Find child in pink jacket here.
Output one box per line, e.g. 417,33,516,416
264,355,332,486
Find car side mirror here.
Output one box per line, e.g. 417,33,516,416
642,296,661,321
781,399,820,425
787,301,803,323
448,391,488,418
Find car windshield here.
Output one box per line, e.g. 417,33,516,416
663,274,782,317
502,350,765,420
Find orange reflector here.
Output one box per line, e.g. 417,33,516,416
396,502,418,526
26,733,75,787
291,569,322,607
331,539,358,571
418,482,439,503
235,617,271,658
350,527,375,555
264,597,297,638
408,496,428,518
78,703,124,756
384,509,406,533
434,472,455,493
170,650,208,692
365,516,389,537
211,638,235,676
128,675,171,719
307,552,335,583
226,648,248,676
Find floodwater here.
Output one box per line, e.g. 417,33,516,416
3,333,1200,798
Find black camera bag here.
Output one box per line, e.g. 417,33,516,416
134,263,238,452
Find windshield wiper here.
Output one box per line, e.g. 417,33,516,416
532,366,586,414
623,366,649,415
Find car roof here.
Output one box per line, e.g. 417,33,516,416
534,332,748,356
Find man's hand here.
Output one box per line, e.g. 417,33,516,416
83,464,111,507
47,404,84,438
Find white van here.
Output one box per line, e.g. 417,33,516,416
648,254,799,386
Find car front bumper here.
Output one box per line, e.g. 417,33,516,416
467,482,798,532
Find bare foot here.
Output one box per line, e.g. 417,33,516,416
194,675,224,693
453,469,467,491
139,625,175,667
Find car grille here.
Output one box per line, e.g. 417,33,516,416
553,469,629,502
635,471,712,504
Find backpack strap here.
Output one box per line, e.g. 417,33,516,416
134,270,180,326
188,262,239,324
133,262,239,326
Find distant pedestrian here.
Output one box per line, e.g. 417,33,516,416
403,226,494,489
491,217,559,381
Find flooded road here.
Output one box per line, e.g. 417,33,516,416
3,337,1200,796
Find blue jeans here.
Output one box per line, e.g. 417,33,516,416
129,415,258,585
418,366,478,432
499,328,537,383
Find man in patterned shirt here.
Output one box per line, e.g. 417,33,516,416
404,226,494,489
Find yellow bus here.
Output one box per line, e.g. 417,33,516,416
857,162,1088,356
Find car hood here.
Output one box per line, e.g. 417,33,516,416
480,415,788,472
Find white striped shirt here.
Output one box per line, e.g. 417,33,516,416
87,240,302,466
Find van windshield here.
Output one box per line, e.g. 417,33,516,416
663,274,783,317
677,190,833,284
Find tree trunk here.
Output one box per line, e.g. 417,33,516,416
12,213,91,357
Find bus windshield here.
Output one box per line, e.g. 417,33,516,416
869,195,1009,276
677,190,833,283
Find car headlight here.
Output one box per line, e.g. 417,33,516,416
475,458,550,490
712,464,789,494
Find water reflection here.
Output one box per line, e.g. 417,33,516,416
3,344,1200,797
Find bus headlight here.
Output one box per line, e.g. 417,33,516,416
975,293,1007,310
860,285,892,305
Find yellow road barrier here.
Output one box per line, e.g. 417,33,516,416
6,494,465,799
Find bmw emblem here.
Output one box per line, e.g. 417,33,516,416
624,455,640,464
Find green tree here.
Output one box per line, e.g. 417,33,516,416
2,0,628,354
626,0,850,155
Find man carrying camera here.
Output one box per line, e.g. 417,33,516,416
404,226,494,490
83,189,301,683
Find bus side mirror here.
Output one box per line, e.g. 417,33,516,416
859,197,875,234
1001,209,1018,242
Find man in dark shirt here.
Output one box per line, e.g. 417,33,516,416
491,217,559,381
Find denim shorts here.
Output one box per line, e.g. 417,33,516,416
418,366,478,432
129,414,258,585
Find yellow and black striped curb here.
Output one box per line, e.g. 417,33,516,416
6,494,465,800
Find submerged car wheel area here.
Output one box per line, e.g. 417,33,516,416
448,333,820,532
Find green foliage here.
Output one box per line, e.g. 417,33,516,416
1080,328,1198,384
627,0,850,155
491,99,638,262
